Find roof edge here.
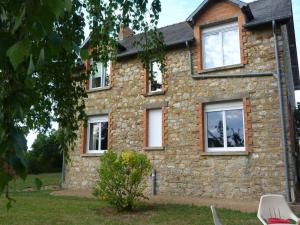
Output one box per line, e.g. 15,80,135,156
186,0,247,22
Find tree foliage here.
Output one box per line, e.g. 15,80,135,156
0,0,163,207
26,131,62,174
93,150,151,211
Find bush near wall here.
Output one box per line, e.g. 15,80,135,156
93,150,151,211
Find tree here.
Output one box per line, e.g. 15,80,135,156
26,131,62,174
0,0,163,207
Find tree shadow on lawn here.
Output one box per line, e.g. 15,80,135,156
91,203,156,222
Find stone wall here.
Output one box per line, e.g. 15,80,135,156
64,24,296,201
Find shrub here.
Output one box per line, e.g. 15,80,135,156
93,150,151,211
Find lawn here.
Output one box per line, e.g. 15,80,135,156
10,173,61,191
0,173,261,225
0,192,260,225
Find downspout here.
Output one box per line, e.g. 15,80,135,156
272,20,291,202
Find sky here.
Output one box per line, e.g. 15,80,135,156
26,0,300,149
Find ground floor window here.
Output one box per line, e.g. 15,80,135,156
87,115,108,153
147,108,162,147
205,101,245,152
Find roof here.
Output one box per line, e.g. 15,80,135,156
244,0,292,27
186,0,292,27
117,22,194,58
83,0,293,58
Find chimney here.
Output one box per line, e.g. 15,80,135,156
118,25,134,41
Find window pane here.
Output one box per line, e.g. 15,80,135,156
150,62,162,92
226,109,244,147
92,77,101,88
223,29,240,65
89,123,99,150
101,122,108,150
148,109,162,147
203,34,222,69
206,111,224,147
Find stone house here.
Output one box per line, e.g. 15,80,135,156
64,0,300,202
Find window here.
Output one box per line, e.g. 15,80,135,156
148,61,162,92
202,22,240,69
89,62,110,89
87,115,108,153
147,109,162,147
205,101,245,152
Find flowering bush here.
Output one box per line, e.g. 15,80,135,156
93,150,151,211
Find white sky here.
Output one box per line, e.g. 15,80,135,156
26,0,300,148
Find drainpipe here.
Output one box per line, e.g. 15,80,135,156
272,20,291,202
151,169,156,195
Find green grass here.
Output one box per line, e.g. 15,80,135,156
0,191,260,225
10,173,61,191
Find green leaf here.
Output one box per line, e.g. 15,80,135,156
34,178,43,191
6,201,12,211
6,40,31,70
80,49,89,60
15,133,27,156
45,0,66,17
27,55,35,75
12,7,25,34
37,48,45,66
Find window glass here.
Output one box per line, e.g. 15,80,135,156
202,22,240,69
149,61,162,92
101,122,108,150
205,102,245,152
226,109,244,147
89,122,100,151
203,34,222,69
148,109,162,147
87,115,108,153
223,29,240,66
206,111,224,148
89,62,109,89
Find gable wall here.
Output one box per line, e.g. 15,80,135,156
193,0,246,72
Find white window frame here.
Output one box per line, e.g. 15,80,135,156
86,115,108,153
204,101,245,152
148,61,162,93
202,21,240,69
89,61,111,89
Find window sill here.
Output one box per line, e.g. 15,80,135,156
87,86,111,93
145,90,165,97
144,147,165,151
81,153,104,157
200,151,249,156
199,64,245,74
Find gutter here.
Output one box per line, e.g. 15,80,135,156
272,20,291,202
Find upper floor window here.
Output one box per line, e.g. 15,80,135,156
149,61,162,93
202,22,240,69
205,101,245,152
87,115,108,153
89,62,110,89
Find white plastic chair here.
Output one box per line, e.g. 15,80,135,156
211,205,223,225
257,194,299,225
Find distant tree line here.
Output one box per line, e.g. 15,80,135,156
26,131,62,174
